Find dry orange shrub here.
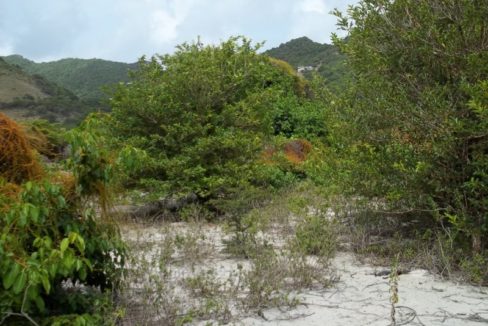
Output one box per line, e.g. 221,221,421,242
0,181,21,200
24,126,51,158
0,113,43,184
52,170,77,202
283,139,312,164
261,139,312,165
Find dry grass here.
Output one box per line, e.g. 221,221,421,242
0,113,43,183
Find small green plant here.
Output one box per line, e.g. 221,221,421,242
179,204,214,222
460,253,488,285
294,214,337,258
221,186,272,257
242,248,294,311
181,270,233,323
285,250,334,289
183,270,221,299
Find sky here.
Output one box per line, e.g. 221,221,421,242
0,0,356,63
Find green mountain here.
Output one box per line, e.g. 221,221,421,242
264,37,348,89
3,55,137,103
0,57,90,125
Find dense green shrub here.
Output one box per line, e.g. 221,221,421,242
109,37,322,205
329,0,488,252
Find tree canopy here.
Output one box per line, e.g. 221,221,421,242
109,37,317,200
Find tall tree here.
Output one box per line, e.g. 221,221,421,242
109,37,308,199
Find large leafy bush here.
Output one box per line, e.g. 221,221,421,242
0,114,126,325
330,0,488,251
109,37,319,201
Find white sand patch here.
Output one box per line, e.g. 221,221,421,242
119,221,488,325
238,252,488,325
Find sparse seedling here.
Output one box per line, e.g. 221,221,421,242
389,255,400,326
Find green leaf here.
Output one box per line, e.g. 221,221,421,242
48,264,57,277
19,211,28,227
82,258,93,270
68,232,77,243
75,259,82,271
41,275,51,294
3,263,20,290
74,316,87,326
63,253,75,270
57,195,66,207
12,270,27,294
60,238,69,253
35,296,45,312
75,236,85,253
79,267,87,280
30,205,40,223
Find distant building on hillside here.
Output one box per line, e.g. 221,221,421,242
297,66,314,73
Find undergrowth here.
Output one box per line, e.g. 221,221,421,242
118,183,337,325
344,205,488,285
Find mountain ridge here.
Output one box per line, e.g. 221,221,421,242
264,36,348,89
0,57,91,125
3,55,137,102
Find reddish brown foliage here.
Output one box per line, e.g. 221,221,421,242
283,139,312,164
261,145,276,164
0,113,43,183
262,139,312,165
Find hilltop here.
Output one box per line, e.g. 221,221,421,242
0,57,90,125
264,36,348,89
3,55,137,102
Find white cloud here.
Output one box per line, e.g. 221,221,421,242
0,42,13,56
150,9,180,43
289,0,330,42
148,0,200,47
299,0,328,14
0,0,357,62
0,30,14,56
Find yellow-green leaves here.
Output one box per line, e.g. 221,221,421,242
60,238,69,253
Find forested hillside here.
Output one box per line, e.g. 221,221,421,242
0,58,91,125
3,55,137,103
264,36,348,89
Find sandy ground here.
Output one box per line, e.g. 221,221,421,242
238,252,488,325
120,222,488,325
